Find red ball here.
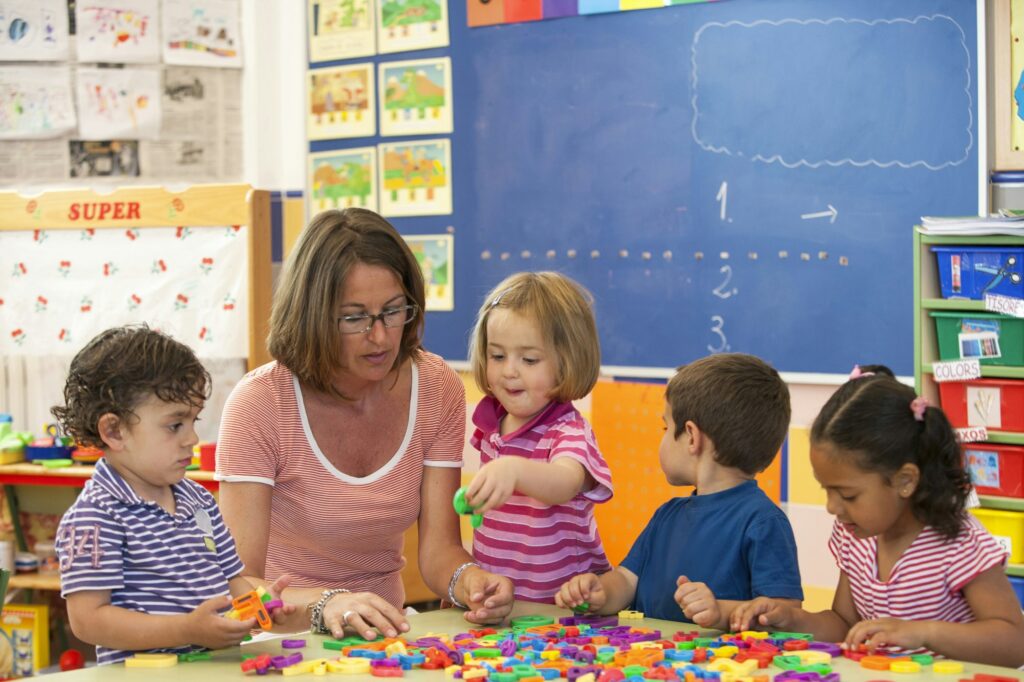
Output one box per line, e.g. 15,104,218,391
59,649,85,671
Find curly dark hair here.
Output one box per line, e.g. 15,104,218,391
810,365,970,539
52,325,210,448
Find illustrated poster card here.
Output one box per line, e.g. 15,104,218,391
377,0,448,54
0,65,76,139
162,0,242,68
308,146,378,219
69,139,141,177
308,63,376,140
379,57,452,137
76,0,160,64
0,0,69,62
76,67,162,140
308,0,375,62
377,138,451,216
404,234,453,311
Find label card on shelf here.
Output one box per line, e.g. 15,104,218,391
932,358,982,382
985,293,1024,318
955,426,989,443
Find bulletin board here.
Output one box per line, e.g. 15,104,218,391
0,184,272,367
311,0,980,376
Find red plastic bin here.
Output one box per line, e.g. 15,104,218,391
938,378,1024,432
963,443,1024,498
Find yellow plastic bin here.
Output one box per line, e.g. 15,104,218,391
970,508,1024,564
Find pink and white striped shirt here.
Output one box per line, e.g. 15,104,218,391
216,352,465,609
829,515,1008,644
470,396,613,602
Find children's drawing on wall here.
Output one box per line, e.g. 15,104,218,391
75,67,161,140
378,138,451,216
0,65,76,139
404,234,453,311
308,63,376,140
377,0,448,54
76,0,160,64
308,147,378,218
69,139,140,177
0,0,69,61
379,57,452,137
162,0,242,68
308,0,375,62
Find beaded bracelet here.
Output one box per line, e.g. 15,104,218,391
447,561,480,609
309,588,350,634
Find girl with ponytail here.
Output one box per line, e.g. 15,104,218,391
731,365,1024,667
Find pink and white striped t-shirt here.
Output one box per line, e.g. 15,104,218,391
829,515,1008,634
216,352,465,609
470,396,613,602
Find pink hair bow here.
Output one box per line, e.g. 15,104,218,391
910,396,929,422
848,365,875,380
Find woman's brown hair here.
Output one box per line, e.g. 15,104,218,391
268,209,425,396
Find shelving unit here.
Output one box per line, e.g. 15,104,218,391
914,229,1024,582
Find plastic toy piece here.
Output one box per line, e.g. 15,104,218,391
41,458,73,468
125,653,178,668
282,639,307,649
889,660,921,674
453,487,484,528
510,615,556,628
932,661,964,674
617,610,644,620
178,651,212,662
230,589,273,630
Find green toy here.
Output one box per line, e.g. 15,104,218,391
452,486,484,528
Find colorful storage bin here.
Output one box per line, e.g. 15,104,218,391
964,443,1024,498
970,508,1024,564
938,378,1024,432
930,312,1024,367
932,245,1024,300
1011,576,1024,608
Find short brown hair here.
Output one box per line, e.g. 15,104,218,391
52,325,210,448
666,353,790,475
469,271,600,402
268,209,425,396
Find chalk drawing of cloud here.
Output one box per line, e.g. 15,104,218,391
690,15,973,170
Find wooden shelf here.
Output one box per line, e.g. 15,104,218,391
1008,563,1024,578
921,297,990,311
7,572,60,591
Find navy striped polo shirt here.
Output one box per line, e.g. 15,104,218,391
56,458,245,665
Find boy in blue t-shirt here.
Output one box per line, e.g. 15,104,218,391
556,353,802,629
53,325,297,664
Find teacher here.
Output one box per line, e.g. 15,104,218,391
216,208,514,640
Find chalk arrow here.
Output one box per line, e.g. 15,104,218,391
801,204,838,223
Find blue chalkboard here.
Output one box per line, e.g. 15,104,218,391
311,0,979,375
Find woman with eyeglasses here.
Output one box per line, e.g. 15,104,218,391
215,209,515,639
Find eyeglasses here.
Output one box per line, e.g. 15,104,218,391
337,304,419,334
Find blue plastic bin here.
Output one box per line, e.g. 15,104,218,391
1011,576,1024,609
932,246,1024,300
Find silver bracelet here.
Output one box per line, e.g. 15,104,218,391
309,588,350,634
447,561,480,609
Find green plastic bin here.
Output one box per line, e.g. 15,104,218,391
930,311,1024,367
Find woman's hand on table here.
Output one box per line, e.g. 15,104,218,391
461,566,515,624
322,591,411,640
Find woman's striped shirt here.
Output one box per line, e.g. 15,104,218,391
216,352,465,608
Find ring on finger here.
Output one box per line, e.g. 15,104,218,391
342,610,355,625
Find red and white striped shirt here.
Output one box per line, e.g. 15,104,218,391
829,515,1008,633
471,397,613,602
216,352,465,608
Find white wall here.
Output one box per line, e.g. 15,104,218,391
241,0,307,190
